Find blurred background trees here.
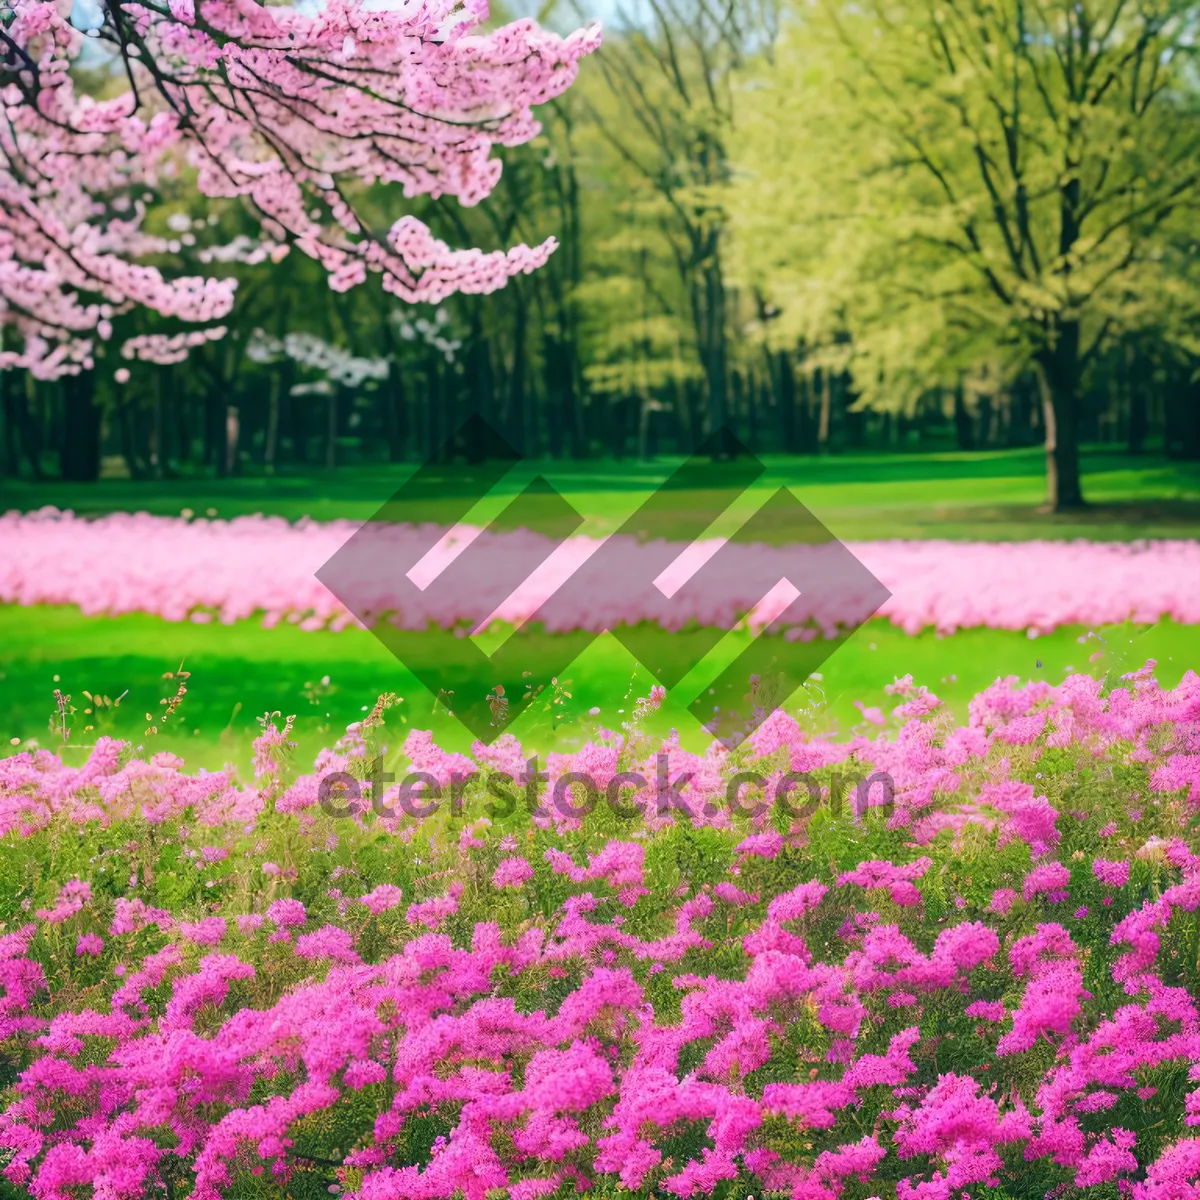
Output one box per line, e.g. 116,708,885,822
1,0,1197,500
730,0,1200,508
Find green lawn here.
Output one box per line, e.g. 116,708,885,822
4,445,1199,541
3,446,1195,774
4,604,1196,776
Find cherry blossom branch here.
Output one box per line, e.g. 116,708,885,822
0,0,600,376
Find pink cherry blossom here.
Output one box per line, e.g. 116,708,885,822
1,0,599,376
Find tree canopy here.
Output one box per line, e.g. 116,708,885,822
2,0,1198,484
730,0,1200,506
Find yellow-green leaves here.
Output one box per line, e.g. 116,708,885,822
726,0,1200,411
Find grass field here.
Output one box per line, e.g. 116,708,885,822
4,604,1197,775
4,445,1200,540
4,445,1196,776
6,448,1200,1193
11,615,1198,1200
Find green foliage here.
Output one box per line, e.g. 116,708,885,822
730,0,1200,471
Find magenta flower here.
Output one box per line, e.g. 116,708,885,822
492,857,535,889
266,899,307,928
1094,858,1131,887
36,879,92,925
0,660,1198,1200
294,925,359,965
74,933,103,957
1023,861,1071,902
359,885,404,915
179,917,227,946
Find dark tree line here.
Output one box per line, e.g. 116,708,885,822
4,323,1197,482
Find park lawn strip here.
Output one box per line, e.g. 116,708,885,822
2,446,1198,540
2,602,1196,775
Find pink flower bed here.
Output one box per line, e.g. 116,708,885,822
1,664,1199,1200
2,508,1198,634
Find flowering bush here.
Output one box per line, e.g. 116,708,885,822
0,663,1199,1200
4,509,1200,634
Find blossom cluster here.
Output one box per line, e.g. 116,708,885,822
3,509,1198,635
1,0,599,376
245,329,390,389
1,662,1199,1199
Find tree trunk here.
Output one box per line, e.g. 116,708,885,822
6,376,44,478
796,366,817,452
61,370,101,482
611,396,630,459
1007,378,1032,447
1126,345,1148,456
1164,370,1200,460
747,372,759,450
1036,320,1086,509
775,350,797,452
1128,387,1148,456
0,369,10,477
563,339,585,459
543,333,580,460
673,374,693,452
206,389,223,475
843,373,865,448
546,344,564,461
117,399,147,480
291,390,309,464
637,392,652,461
176,387,192,466
426,357,442,463
326,389,339,469
225,405,241,476
263,374,281,471
445,363,462,458
384,362,407,462
155,365,179,478
953,383,974,450
703,259,732,459
730,369,745,447
4,390,25,477
977,394,994,447
508,293,528,453
22,376,45,478
816,369,830,449
146,370,164,479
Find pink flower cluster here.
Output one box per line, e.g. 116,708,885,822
2,0,599,376
4,510,1200,635
1,663,1199,1200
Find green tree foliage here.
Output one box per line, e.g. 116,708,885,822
3,0,1200,480
578,0,781,456
731,0,1200,506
